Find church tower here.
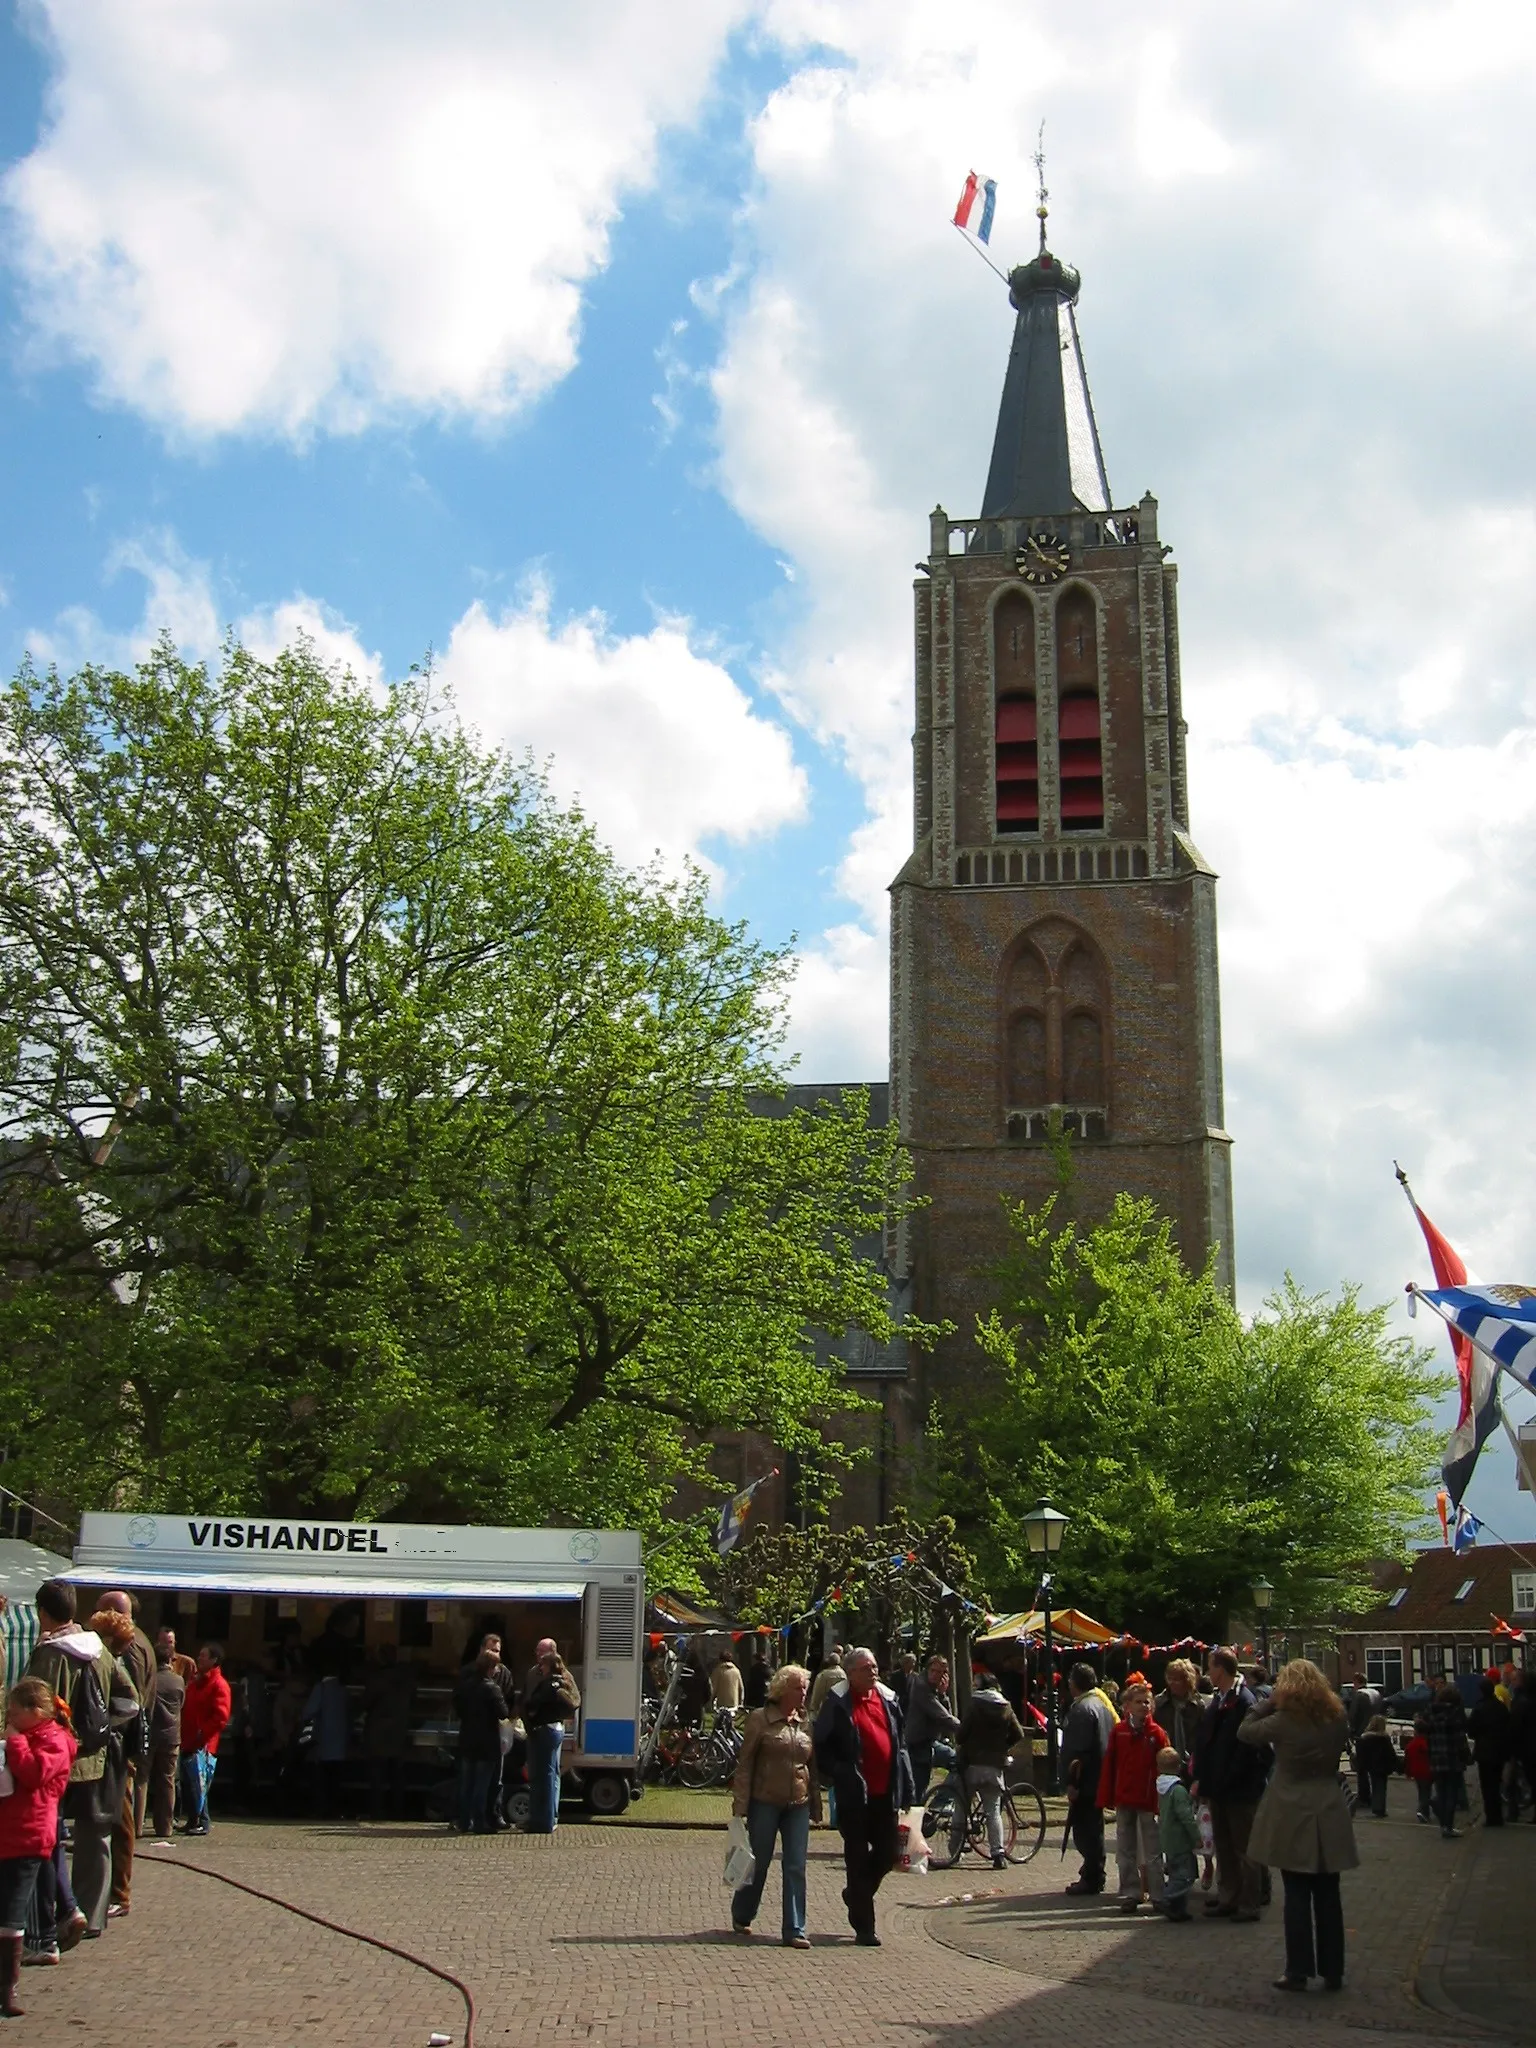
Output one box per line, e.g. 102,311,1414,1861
889,231,1235,1403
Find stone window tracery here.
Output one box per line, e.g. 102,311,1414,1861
1002,918,1108,1140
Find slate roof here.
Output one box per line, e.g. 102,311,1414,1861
981,251,1112,519
1347,1543,1533,1635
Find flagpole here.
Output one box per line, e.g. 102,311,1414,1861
951,221,1011,285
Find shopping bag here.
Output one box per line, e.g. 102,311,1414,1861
1196,1800,1214,1855
723,1815,756,1889
896,1806,929,1876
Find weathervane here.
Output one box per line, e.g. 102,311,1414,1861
1033,121,1049,253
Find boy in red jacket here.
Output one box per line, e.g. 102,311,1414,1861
0,1678,78,2016
1404,1717,1432,1825
1098,1679,1169,1913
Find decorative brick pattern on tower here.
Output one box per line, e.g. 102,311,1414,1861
888,240,1234,1416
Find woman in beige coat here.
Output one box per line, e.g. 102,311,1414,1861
730,1664,815,1948
1238,1657,1358,1993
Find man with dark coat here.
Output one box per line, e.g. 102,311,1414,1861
1061,1662,1114,1896
97,1592,155,1918
813,1647,915,1946
1191,1646,1268,1920
1467,1677,1511,1830
144,1640,185,1844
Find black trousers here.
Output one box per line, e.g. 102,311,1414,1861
1476,1760,1504,1827
840,1793,900,1935
1281,1869,1344,1984
1067,1797,1105,1887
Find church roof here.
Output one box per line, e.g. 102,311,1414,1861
980,249,1110,519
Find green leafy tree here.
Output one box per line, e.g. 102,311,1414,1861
709,1510,982,1661
0,637,921,1526
939,1190,1447,1637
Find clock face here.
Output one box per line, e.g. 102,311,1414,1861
1016,532,1070,584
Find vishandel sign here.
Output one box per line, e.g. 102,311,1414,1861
186,1520,390,1553
68,1512,641,1581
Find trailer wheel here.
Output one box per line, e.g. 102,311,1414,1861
585,1771,630,1816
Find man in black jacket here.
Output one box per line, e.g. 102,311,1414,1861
813,1648,915,1947
1466,1678,1510,1830
1192,1646,1268,1919
1060,1664,1114,1896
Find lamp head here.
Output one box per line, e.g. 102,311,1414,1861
1022,1496,1070,1558
1250,1576,1274,1612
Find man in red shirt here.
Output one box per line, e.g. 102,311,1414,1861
178,1643,232,1838
812,1647,915,1946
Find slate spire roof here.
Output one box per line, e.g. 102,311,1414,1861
980,242,1111,519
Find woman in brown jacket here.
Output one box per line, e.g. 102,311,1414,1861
730,1663,815,1948
1237,1657,1358,1994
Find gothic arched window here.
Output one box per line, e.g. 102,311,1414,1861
1002,921,1109,1131
994,591,1038,834
1055,588,1103,832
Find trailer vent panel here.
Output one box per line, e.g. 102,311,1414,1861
596,1584,639,1662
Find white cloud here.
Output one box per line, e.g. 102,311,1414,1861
24,545,803,887
437,582,806,877
5,0,743,438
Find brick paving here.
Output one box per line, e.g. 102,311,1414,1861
5,1809,1525,2048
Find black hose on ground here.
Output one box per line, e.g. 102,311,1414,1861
146,1852,476,2046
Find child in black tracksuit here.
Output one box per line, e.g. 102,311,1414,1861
1355,1714,1399,1818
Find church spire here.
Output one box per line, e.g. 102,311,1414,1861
979,231,1111,519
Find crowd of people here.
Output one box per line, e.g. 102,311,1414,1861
0,1577,235,2019
721,1634,1534,1990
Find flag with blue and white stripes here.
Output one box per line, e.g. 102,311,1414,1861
1416,1283,1536,1397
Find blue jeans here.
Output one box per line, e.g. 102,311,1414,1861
456,1758,495,1833
527,1725,563,1833
179,1750,217,1829
731,1799,810,1939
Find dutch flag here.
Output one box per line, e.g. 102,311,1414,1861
953,171,998,245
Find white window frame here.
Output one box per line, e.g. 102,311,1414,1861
1364,1647,1403,1694
1512,1571,1536,1615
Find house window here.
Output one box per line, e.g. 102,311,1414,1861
1513,1572,1536,1615
1055,589,1103,832
1387,1587,1408,1609
1456,1642,1481,1675
1364,1648,1403,1695
1453,1579,1475,1603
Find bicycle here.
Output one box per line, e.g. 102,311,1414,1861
921,1769,1048,1868
675,1714,742,1790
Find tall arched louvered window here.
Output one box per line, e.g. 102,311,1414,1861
1055,588,1104,832
994,591,1038,833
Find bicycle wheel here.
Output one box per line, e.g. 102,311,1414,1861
1003,1782,1046,1864
922,1783,965,1869
675,1734,722,1790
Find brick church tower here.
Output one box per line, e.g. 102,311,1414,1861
888,229,1235,1405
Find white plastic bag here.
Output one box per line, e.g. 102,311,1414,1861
896,1806,929,1876
723,1815,756,1889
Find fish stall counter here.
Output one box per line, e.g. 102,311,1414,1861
63,1512,645,1814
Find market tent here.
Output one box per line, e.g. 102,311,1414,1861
0,1538,72,1605
0,1540,72,1687
975,1606,1119,1649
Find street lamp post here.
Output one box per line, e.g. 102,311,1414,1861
1022,1497,1071,1791
1250,1576,1274,1669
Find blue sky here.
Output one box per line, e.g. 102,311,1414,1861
3,0,1536,1548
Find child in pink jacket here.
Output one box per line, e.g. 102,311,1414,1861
0,1678,78,2016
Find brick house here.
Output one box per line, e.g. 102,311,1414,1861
1333,1544,1534,1696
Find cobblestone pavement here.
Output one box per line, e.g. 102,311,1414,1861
6,1808,1524,2048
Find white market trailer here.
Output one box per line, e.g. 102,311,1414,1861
65,1512,645,1812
